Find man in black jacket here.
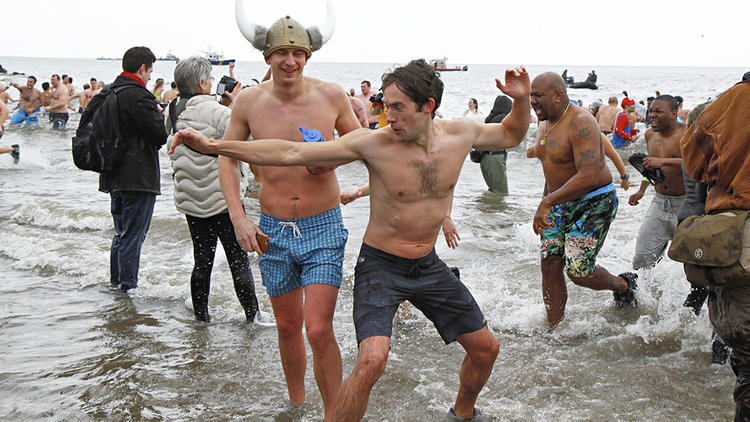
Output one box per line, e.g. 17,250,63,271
100,46,167,292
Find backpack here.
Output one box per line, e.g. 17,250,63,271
71,85,133,173
668,210,750,287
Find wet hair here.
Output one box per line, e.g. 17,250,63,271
382,59,443,118
41,82,50,90
91,77,97,82
654,94,678,111
674,95,684,105
51,74,60,80
361,80,371,87
83,83,91,90
173,56,212,96
68,76,73,83
28,75,37,83
171,81,177,89
122,46,156,73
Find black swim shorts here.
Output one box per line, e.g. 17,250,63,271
49,112,69,129
353,243,487,345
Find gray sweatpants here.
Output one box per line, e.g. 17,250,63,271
632,192,685,270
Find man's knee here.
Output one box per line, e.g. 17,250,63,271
475,336,500,365
355,339,390,381
461,328,500,366
276,315,304,338
305,321,335,350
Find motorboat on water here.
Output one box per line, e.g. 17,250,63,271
157,51,179,62
429,57,468,72
203,48,235,66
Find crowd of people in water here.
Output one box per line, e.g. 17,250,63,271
1,19,748,420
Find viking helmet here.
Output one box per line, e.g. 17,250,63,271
235,0,335,58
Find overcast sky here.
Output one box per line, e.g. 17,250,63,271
4,0,748,67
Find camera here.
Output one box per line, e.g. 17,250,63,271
216,75,238,97
369,91,384,106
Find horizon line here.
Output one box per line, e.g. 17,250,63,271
0,55,747,70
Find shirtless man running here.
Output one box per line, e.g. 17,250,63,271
47,74,70,129
220,8,360,421
68,83,91,113
628,95,686,270
529,72,637,328
172,58,531,421
9,76,42,126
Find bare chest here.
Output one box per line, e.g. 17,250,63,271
21,89,38,103
647,133,682,158
373,149,460,200
536,128,574,165
247,100,337,141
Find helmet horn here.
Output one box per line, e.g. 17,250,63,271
307,1,335,52
235,0,267,51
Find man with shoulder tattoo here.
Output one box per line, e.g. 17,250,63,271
529,72,638,329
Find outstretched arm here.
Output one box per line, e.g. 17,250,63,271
472,66,531,151
171,126,367,168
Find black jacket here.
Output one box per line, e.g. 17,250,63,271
98,74,167,194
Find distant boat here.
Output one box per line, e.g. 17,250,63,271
203,48,235,66
96,57,118,61
429,57,468,72
156,51,179,62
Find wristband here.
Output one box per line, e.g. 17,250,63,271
356,188,363,198
620,173,629,180
643,176,650,182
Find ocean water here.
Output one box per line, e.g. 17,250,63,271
0,57,746,421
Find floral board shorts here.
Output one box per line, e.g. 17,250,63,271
540,183,618,277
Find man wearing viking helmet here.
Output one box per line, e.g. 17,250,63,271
221,1,361,419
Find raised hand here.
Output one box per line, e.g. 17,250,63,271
495,66,531,100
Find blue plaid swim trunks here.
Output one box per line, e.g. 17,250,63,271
258,206,348,297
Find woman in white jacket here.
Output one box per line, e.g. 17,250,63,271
166,56,259,322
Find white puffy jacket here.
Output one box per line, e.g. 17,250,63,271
166,95,250,218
